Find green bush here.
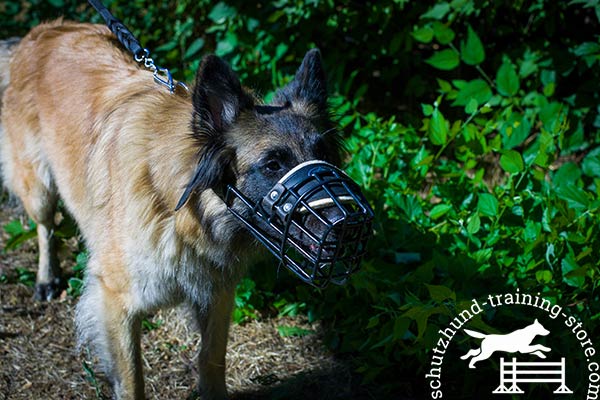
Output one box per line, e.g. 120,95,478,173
2,0,600,397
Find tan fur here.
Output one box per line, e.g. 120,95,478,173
1,21,251,400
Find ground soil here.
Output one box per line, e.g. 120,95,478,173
0,201,371,400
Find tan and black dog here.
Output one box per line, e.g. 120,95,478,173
0,19,340,400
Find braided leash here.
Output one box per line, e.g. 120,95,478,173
87,0,187,93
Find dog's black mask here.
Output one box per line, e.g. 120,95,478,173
225,160,373,288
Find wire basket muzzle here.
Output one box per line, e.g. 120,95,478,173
226,160,374,288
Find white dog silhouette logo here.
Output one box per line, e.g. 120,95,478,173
461,319,551,369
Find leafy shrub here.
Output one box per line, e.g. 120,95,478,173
2,0,600,397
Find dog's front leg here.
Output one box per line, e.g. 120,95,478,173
195,286,236,400
77,271,145,400
105,305,144,400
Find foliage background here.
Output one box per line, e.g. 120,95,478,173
1,0,600,398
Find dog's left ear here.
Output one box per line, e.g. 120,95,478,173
275,49,328,114
175,56,252,211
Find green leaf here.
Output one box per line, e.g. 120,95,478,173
573,42,600,57
561,253,585,288
425,284,456,302
556,184,590,210
430,204,452,219
367,315,380,329
465,98,478,114
412,26,434,43
4,219,37,252
500,150,524,173
460,25,485,65
215,32,238,56
536,270,552,284
452,79,492,106
277,325,314,337
393,317,411,340
519,49,540,78
501,115,531,149
543,82,555,97
429,109,448,145
432,22,455,44
4,219,26,236
478,193,498,217
472,248,492,263
466,214,481,234
553,162,582,188
401,305,445,339
421,2,451,19
582,147,600,177
155,41,178,52
184,38,205,59
437,78,452,93
48,0,64,7
421,104,434,116
208,2,237,24
496,62,520,96
425,49,459,70
67,276,83,296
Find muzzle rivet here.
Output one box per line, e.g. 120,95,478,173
283,203,293,213
270,190,279,200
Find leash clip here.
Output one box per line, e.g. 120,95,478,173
153,66,189,94
134,47,188,94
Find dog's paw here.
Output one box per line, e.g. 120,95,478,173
531,350,547,359
33,278,63,301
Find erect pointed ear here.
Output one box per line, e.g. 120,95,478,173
176,56,251,211
275,48,328,112
192,54,253,133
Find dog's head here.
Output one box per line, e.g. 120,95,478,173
532,319,550,336
177,49,340,223
176,50,371,285
177,49,340,219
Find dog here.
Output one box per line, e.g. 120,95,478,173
460,319,551,368
0,19,341,400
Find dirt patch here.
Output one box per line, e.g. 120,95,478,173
0,201,364,400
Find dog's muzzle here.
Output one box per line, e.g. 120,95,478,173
225,160,374,288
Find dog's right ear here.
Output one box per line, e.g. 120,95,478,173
191,55,253,133
176,56,252,211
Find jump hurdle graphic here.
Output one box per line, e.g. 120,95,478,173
492,357,572,394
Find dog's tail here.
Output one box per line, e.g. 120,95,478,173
0,37,21,111
463,328,487,339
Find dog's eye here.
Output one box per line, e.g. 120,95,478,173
265,160,282,172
